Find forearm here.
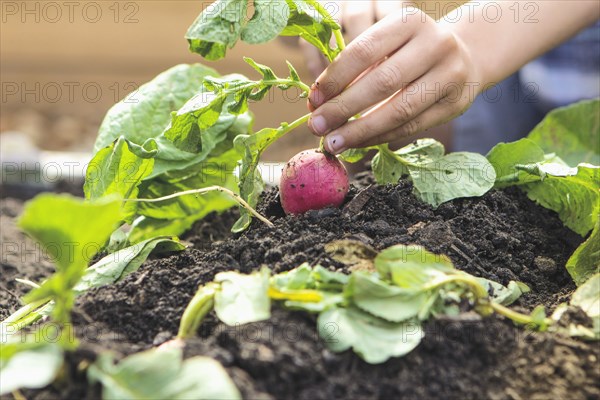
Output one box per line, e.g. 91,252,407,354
440,1,600,87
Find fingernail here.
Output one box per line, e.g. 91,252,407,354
310,115,328,135
309,82,325,108
326,134,345,154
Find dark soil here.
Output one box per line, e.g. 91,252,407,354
3,175,599,400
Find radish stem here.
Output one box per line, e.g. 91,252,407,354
177,283,218,339
129,186,274,228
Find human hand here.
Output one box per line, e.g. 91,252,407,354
300,1,404,78
307,7,479,154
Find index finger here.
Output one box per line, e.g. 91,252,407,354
308,10,419,109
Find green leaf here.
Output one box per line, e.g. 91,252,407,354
186,0,248,60
372,145,407,184
280,0,340,61
478,279,530,306
128,148,240,243
396,138,445,163
0,341,63,395
375,244,455,287
18,194,122,274
346,272,428,322
214,268,271,325
522,163,599,236
88,347,241,400
409,152,496,208
339,147,373,163
317,306,422,364
486,138,546,188
186,0,292,60
84,137,157,223
527,99,600,167
164,65,306,155
74,237,185,293
567,219,600,285
186,0,340,62
232,125,283,232
570,273,600,338
18,195,123,326
127,215,199,244
94,64,219,152
241,0,290,44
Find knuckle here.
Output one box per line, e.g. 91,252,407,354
372,64,402,95
389,98,415,125
398,118,420,138
328,98,352,121
348,33,377,62
436,30,460,54
449,59,469,83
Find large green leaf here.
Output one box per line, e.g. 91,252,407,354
522,163,599,236
486,138,546,188
74,237,185,293
214,268,271,325
567,219,600,285
18,194,122,274
280,0,341,61
186,0,339,61
317,306,422,364
372,145,407,184
139,150,239,218
88,347,241,400
84,137,158,222
94,64,218,152
409,152,496,208
18,194,123,325
0,341,63,395
527,99,600,167
346,272,428,322
163,62,305,155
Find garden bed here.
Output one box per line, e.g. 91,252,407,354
3,174,598,400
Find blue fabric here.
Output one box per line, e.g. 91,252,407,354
453,20,600,154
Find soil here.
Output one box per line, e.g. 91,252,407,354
2,174,599,400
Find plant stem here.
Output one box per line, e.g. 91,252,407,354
334,29,346,51
262,79,311,95
284,112,311,133
424,274,489,300
268,287,323,302
490,302,552,328
128,186,274,228
2,298,50,326
305,0,347,52
177,283,218,339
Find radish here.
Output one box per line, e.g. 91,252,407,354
280,149,349,214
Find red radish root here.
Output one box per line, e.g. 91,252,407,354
280,149,349,214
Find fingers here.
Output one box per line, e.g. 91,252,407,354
308,29,443,136
341,0,375,43
358,98,467,148
308,12,419,109
321,68,467,154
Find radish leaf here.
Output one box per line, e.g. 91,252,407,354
567,219,600,286
317,306,422,364
88,347,241,400
214,268,271,325
74,237,185,293
528,99,600,167
84,137,157,223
